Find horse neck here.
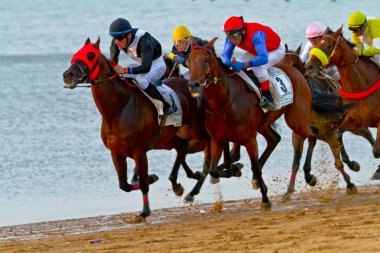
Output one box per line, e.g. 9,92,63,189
91,54,132,125
203,58,230,111
335,39,380,92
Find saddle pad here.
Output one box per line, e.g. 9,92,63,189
141,84,182,127
236,71,261,98
268,67,293,110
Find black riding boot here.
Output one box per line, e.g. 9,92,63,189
261,90,275,110
144,83,174,115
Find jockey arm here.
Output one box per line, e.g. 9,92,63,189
110,39,120,63
299,41,313,63
221,38,235,67
247,31,269,67
129,34,153,74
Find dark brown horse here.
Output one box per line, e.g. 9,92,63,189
187,37,332,209
305,27,380,180
63,38,212,221
281,45,375,199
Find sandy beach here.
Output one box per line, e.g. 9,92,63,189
2,184,380,253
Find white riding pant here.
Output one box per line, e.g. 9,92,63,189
241,43,286,82
124,56,166,89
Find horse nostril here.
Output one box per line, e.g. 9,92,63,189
307,65,314,71
66,72,73,79
194,83,200,89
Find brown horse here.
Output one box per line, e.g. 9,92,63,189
281,45,375,199
187,37,333,209
305,27,380,180
63,38,213,221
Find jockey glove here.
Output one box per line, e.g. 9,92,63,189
232,61,246,72
224,59,233,67
173,55,186,64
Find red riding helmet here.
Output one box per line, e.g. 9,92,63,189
224,16,245,32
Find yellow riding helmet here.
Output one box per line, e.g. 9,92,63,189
172,25,191,41
348,11,367,28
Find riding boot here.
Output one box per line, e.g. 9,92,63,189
261,90,275,110
144,83,175,115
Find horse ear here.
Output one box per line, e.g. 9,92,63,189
190,36,196,48
85,38,90,45
295,44,302,55
206,37,218,49
94,36,100,49
285,44,288,52
334,26,343,38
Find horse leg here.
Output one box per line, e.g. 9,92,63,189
184,143,211,203
371,123,380,180
208,138,226,179
327,139,358,194
215,142,243,177
132,151,159,221
111,152,132,192
168,137,189,197
303,129,318,187
131,167,139,185
245,138,271,210
250,126,281,190
283,132,305,202
341,126,374,172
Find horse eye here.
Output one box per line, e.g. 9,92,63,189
327,45,333,50
87,52,96,61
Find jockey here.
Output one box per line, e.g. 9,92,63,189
348,11,380,66
221,16,285,109
168,25,207,79
109,18,174,115
299,21,341,83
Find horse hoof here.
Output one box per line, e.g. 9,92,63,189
131,179,139,185
149,174,159,184
174,184,184,197
306,176,317,187
184,193,195,203
210,176,220,184
252,180,260,190
281,193,292,202
131,215,145,223
347,185,358,195
348,161,360,172
195,171,206,181
261,201,272,210
371,172,380,180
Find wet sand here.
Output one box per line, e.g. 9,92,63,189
1,184,380,253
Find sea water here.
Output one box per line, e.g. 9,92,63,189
0,0,379,227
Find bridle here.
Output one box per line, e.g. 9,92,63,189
191,45,239,87
315,34,359,68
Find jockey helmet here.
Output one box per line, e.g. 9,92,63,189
172,26,191,41
109,18,132,36
305,21,326,38
224,16,245,32
348,11,367,28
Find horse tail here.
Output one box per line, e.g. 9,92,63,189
311,91,352,117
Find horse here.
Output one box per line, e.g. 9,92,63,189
305,26,380,180
63,38,214,221
187,37,344,209
281,45,375,199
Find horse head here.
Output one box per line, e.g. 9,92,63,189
188,37,218,97
282,43,305,74
63,37,101,89
305,26,357,78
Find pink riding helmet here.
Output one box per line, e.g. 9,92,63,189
305,21,327,38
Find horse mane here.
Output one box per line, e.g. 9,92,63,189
98,53,139,96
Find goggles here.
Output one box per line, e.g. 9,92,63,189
112,34,126,41
226,30,242,39
349,25,364,32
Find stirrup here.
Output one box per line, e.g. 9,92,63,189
260,96,275,110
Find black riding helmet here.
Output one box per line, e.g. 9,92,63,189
109,18,132,38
